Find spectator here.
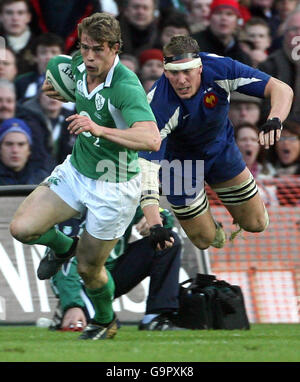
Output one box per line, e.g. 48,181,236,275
154,10,190,50
235,122,278,205
0,0,35,74
229,92,262,127
118,0,158,57
29,0,101,54
249,0,281,36
269,0,300,52
48,207,183,331
258,9,300,122
139,48,164,81
243,17,272,66
119,53,140,73
270,118,300,175
14,32,64,103
21,90,75,166
0,79,15,123
0,118,49,185
159,0,189,13
235,123,276,178
0,79,56,170
141,74,160,92
0,46,18,81
192,0,252,63
186,0,212,34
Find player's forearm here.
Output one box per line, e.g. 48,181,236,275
101,122,161,151
265,77,294,122
142,204,163,227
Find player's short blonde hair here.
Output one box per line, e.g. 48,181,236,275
163,35,199,57
78,12,123,52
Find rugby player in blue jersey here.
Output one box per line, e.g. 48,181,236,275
139,35,294,251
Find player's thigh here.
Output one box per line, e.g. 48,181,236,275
11,185,78,234
177,207,216,247
210,167,266,228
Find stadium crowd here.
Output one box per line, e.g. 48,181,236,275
0,0,299,333
0,0,299,191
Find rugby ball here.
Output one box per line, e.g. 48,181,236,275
46,55,76,102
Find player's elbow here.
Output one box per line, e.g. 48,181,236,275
150,135,162,152
144,128,161,152
285,84,294,102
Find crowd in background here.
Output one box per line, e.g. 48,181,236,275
0,0,299,206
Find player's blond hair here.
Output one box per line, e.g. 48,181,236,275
163,35,199,57
78,12,123,52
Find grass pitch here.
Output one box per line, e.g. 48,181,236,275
0,324,299,363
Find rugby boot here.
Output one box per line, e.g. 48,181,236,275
37,236,79,280
78,315,119,340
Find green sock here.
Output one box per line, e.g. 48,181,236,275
27,226,74,255
86,269,115,325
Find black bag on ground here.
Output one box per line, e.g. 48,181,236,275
175,273,250,330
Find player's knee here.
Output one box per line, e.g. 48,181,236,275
10,218,35,243
240,214,268,233
188,231,215,250
77,262,107,288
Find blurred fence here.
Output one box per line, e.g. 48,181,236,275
207,176,300,323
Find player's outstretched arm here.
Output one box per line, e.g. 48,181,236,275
259,77,294,149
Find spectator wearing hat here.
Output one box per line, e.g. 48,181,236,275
0,118,49,185
229,92,262,127
0,79,57,171
139,48,164,80
191,0,252,63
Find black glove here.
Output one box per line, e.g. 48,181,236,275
149,224,173,250
259,118,282,134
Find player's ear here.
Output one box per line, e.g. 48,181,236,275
113,42,120,54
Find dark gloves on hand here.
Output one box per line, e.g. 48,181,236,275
149,224,173,250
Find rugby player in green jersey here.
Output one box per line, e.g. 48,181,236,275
10,13,164,340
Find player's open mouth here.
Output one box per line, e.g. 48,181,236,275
86,66,96,71
178,87,190,93
245,149,253,158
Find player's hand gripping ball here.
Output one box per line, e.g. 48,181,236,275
45,55,76,102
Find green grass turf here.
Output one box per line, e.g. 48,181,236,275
0,324,299,362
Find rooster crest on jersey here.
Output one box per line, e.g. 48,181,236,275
46,55,76,102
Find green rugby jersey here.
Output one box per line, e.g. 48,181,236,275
70,52,156,182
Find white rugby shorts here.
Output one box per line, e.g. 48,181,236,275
45,156,141,240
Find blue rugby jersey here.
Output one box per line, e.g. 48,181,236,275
140,52,271,162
